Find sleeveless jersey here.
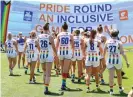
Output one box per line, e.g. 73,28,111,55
86,39,100,62
26,39,37,58
106,38,121,65
17,38,25,45
58,32,72,56
5,39,16,54
73,36,82,57
17,38,25,51
38,34,53,59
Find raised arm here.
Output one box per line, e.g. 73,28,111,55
119,42,129,68
35,40,40,52
56,35,59,51
98,42,103,57
50,36,57,57
103,43,107,58
70,35,75,56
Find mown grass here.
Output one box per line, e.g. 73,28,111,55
1,51,133,97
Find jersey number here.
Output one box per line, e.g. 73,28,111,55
90,43,94,50
8,43,11,47
109,46,116,52
29,44,33,50
74,41,79,47
61,37,69,44
40,40,48,48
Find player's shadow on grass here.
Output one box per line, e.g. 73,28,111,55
26,82,43,85
122,76,128,79
113,92,128,97
9,74,21,77
59,88,83,92
114,76,128,79
89,89,108,94
73,81,86,85
51,74,59,77
100,83,109,86
26,73,41,76
45,91,64,96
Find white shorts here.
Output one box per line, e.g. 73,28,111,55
40,53,54,63
18,46,24,52
106,55,122,70
71,56,82,61
71,50,82,61
6,51,17,58
18,48,24,52
26,53,38,63
36,49,39,54
58,53,72,60
85,60,100,67
106,63,122,70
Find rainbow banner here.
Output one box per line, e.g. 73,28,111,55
1,1,11,43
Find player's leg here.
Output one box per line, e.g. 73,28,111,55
7,57,13,75
44,62,52,94
41,63,46,83
116,69,123,93
12,56,17,72
93,66,100,89
60,60,64,75
40,53,46,83
18,52,22,68
24,55,29,74
36,55,40,73
85,66,92,92
22,53,25,67
99,58,106,84
54,58,60,75
61,59,71,90
82,59,85,75
71,61,76,82
29,61,36,83
77,60,83,83
108,67,115,95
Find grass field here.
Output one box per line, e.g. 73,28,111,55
1,50,133,97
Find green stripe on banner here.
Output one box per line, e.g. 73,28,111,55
1,1,11,43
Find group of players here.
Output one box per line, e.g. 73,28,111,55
4,22,130,95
